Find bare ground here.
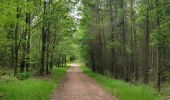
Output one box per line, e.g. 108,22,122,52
51,64,118,100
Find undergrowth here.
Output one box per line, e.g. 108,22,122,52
81,65,165,100
0,67,68,100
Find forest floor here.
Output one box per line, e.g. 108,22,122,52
51,63,118,100
0,67,68,100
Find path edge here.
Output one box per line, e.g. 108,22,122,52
50,69,68,99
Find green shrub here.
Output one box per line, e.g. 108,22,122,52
0,71,7,76
161,82,170,96
16,72,31,80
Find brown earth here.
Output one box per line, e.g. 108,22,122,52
51,64,118,100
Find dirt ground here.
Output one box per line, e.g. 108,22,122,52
51,64,118,100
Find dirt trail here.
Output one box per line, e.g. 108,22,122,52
51,64,118,100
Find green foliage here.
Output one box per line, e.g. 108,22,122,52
81,65,165,100
126,45,133,54
16,72,31,80
151,28,170,47
0,71,7,76
161,82,170,96
107,41,120,49
0,0,77,75
150,0,170,48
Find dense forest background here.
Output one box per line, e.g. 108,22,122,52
79,0,170,91
0,0,80,76
0,0,170,97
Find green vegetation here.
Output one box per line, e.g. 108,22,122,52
0,0,76,76
0,0,169,99
16,72,32,80
79,0,170,92
0,67,68,100
81,65,165,100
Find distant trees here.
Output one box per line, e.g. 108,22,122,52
0,0,76,76
80,0,170,90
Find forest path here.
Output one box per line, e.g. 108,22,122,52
51,63,118,100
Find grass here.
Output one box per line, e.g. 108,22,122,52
81,65,165,100
0,67,68,100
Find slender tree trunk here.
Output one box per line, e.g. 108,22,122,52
11,46,15,68
156,0,161,91
133,24,138,80
26,0,31,72
14,6,20,76
130,0,138,81
130,0,134,80
46,27,50,74
20,30,26,72
144,0,150,83
50,34,56,69
64,55,67,66
119,0,128,81
40,1,47,76
109,0,117,77
90,42,95,72
98,3,104,74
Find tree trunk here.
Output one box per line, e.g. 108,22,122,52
26,0,31,72
14,6,20,76
109,0,117,77
156,0,161,91
144,0,150,83
40,1,47,76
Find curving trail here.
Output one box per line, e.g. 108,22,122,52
51,64,118,100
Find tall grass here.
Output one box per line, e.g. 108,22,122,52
0,67,68,100
81,65,165,100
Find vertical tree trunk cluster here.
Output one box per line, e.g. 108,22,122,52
14,5,20,76
0,0,75,76
81,0,170,90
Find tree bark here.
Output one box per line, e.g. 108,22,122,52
40,1,47,76
14,6,20,76
144,0,150,83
